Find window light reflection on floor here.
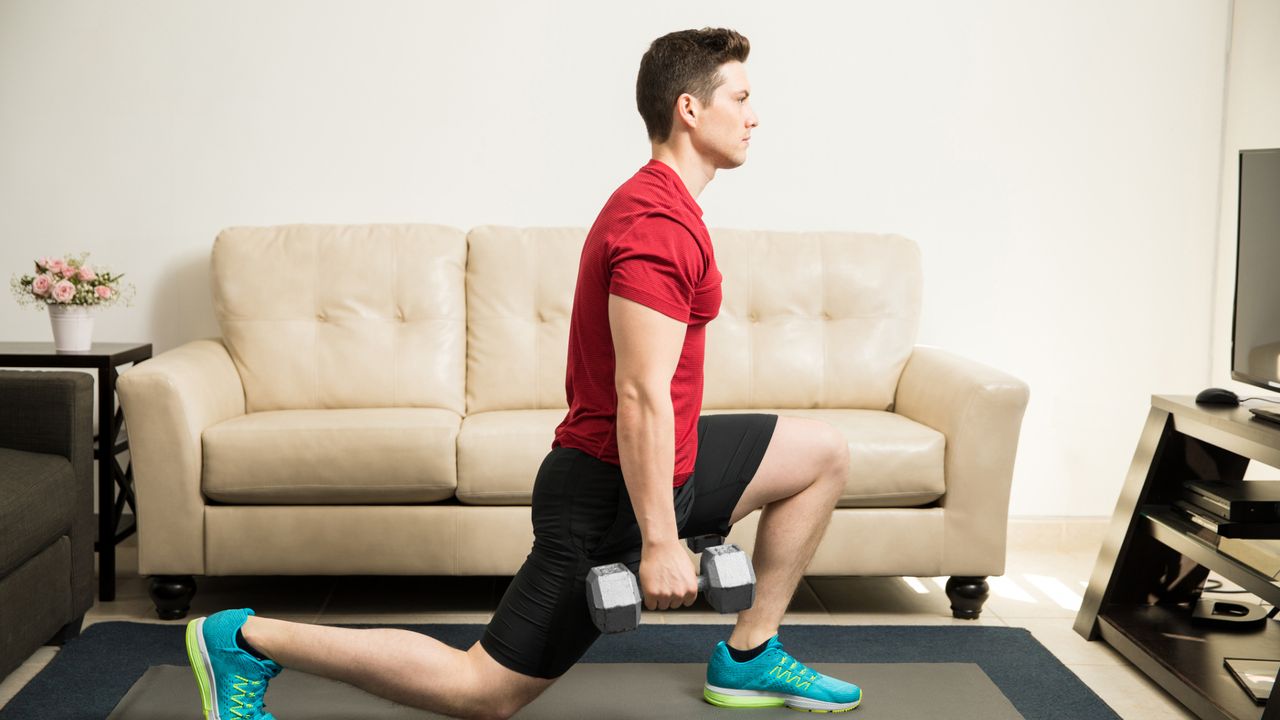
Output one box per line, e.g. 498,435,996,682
899,575,1086,608
988,576,1036,603
1024,574,1084,611
901,577,931,594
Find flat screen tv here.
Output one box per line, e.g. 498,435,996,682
1232,148,1280,392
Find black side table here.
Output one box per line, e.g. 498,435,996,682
0,341,152,601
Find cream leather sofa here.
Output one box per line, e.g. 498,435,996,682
117,224,1029,620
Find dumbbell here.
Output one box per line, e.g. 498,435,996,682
586,543,756,634
687,534,725,553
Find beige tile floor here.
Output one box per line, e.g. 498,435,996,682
0,521,1215,719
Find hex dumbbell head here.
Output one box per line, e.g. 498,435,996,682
699,544,756,614
586,563,642,634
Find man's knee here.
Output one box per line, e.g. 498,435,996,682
824,426,851,476
461,645,553,720
470,704,521,720
487,682,550,720
461,683,535,720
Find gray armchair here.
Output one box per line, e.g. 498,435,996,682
0,370,95,682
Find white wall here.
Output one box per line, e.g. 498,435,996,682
1212,0,1280,481
0,1,1235,515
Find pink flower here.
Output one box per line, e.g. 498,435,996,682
51,280,75,303
60,265,77,278
46,258,65,272
35,257,48,270
94,286,112,300
31,273,53,296
78,266,96,281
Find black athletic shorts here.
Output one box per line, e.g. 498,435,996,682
480,412,779,679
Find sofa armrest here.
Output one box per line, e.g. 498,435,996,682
0,370,95,612
894,345,1030,575
0,370,94,463
117,339,246,575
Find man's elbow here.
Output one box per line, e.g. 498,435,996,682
615,381,670,410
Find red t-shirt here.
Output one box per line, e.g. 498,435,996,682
552,159,723,487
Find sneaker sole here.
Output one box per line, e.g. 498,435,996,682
185,617,221,720
704,683,861,713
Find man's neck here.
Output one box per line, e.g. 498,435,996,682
650,147,715,200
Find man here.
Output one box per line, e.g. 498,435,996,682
185,27,861,720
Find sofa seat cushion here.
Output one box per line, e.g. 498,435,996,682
457,408,944,508
0,447,76,576
202,408,460,504
712,408,945,507
456,409,566,504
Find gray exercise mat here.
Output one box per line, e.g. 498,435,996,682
109,663,1023,719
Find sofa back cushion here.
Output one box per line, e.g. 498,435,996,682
466,226,584,414
213,224,467,413
703,229,921,411
466,226,921,413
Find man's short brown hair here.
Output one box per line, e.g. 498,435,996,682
637,28,751,144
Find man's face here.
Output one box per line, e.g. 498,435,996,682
689,61,758,169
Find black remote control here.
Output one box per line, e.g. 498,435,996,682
1249,407,1280,428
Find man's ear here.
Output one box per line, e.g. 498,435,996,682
675,94,698,128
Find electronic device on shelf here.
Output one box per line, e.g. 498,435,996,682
1224,657,1280,705
1173,500,1280,539
1183,480,1280,522
1191,599,1270,629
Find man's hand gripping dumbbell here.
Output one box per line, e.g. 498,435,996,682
586,535,756,634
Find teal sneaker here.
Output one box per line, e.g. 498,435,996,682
704,636,862,713
185,608,281,720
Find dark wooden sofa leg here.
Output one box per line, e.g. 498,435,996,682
47,615,84,645
149,575,197,620
946,576,990,620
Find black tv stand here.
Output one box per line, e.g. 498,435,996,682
1076,395,1280,719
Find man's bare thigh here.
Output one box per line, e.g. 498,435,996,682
729,416,846,525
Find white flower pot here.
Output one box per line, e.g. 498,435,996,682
48,304,94,352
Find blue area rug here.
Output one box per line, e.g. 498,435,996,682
0,622,1118,720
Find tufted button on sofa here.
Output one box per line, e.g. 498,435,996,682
116,224,1029,620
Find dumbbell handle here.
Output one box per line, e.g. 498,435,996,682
587,552,755,634
639,573,709,598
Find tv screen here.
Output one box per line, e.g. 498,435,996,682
1232,148,1280,392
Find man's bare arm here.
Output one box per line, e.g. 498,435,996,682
609,293,698,609
609,293,686,545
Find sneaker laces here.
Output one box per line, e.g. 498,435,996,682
229,674,271,719
776,652,821,684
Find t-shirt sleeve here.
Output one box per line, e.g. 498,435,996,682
608,215,704,323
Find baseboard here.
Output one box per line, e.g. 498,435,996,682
1006,517,1108,554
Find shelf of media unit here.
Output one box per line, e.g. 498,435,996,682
1140,507,1280,607
1094,510,1280,720
1096,603,1278,720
